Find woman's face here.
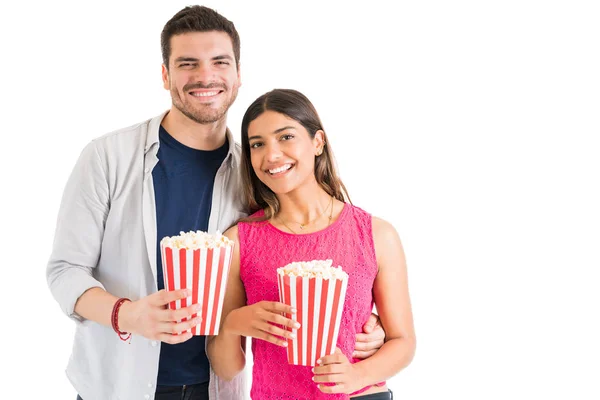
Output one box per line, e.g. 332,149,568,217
247,110,324,195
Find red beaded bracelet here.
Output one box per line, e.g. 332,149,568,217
111,297,132,343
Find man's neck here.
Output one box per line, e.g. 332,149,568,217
161,108,228,151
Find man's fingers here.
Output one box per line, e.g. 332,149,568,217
352,349,377,359
154,289,190,306
160,303,201,322
158,331,193,345
158,316,202,335
354,336,384,351
356,329,385,343
171,317,202,334
363,312,379,333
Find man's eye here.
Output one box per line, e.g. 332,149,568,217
216,61,230,65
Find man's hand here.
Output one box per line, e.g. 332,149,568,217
353,312,385,359
119,289,202,344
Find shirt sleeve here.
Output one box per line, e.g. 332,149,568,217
46,139,109,322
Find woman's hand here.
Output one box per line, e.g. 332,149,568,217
313,347,365,394
224,301,300,346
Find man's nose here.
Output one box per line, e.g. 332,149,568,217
193,62,215,83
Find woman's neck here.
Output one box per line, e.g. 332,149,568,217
278,184,331,218
272,182,339,235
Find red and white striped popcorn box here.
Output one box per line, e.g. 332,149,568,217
277,270,348,366
160,240,234,335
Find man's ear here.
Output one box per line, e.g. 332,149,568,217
162,64,169,90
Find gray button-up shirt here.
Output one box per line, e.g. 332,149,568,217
46,111,248,400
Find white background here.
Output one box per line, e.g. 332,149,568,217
1,0,599,399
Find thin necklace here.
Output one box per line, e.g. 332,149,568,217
278,195,334,234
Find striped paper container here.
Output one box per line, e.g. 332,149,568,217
277,272,348,366
160,243,234,335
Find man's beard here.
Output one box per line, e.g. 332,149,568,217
171,83,239,124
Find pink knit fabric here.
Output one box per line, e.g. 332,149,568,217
238,203,382,400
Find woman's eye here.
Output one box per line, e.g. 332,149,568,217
281,134,294,141
250,142,263,149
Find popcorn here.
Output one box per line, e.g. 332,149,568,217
160,230,234,335
277,260,349,366
160,230,233,250
277,259,348,280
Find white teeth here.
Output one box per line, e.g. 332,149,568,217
268,164,292,174
191,91,219,97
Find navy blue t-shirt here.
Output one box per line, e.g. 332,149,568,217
153,125,228,385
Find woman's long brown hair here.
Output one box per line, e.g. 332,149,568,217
240,89,351,222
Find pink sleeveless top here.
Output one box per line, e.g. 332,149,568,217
238,203,382,400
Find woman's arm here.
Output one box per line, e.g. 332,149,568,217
314,216,416,394
207,225,299,381
206,226,248,381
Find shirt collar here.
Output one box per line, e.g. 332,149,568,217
145,110,238,169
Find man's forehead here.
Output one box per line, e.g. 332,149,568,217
170,31,234,55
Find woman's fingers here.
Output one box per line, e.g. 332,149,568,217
261,300,296,316
259,321,296,341
313,363,344,375
266,312,301,330
255,327,289,347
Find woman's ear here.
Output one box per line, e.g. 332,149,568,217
314,130,326,156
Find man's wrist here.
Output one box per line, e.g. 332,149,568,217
116,299,133,333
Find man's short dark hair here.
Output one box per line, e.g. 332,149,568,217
161,6,241,70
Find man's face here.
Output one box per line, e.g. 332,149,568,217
162,31,241,124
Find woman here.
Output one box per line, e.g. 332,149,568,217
207,89,415,399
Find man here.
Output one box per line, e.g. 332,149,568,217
47,5,385,400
